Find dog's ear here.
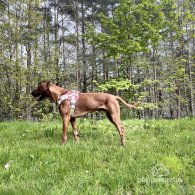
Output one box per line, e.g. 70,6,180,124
46,81,51,88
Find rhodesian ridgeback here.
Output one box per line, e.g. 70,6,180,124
31,81,138,145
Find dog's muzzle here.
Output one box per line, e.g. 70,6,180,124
31,91,45,101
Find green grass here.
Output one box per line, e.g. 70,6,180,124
0,118,195,194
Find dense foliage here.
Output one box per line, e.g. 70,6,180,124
0,0,194,120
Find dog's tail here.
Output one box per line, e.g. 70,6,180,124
116,96,139,109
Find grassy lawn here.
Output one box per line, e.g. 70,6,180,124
0,118,194,194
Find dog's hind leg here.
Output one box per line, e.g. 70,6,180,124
106,111,125,146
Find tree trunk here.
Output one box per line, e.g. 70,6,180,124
74,0,81,90
81,0,87,92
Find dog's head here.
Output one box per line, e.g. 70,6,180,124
31,81,59,102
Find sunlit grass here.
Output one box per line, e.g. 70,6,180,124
0,118,194,194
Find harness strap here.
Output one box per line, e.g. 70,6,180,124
57,90,79,115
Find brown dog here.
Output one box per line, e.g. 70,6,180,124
31,81,138,145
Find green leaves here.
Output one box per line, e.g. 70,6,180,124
86,0,166,58
94,78,132,93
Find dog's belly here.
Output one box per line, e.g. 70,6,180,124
73,94,108,117
73,104,107,118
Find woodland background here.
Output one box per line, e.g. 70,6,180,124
0,0,194,121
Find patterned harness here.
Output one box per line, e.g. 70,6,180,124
57,90,79,115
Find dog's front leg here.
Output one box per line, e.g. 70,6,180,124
61,114,71,145
59,102,71,145
70,117,80,141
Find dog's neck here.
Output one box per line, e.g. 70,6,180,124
49,84,69,102
58,87,68,96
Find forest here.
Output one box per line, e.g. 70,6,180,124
0,1,194,193
0,0,194,121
